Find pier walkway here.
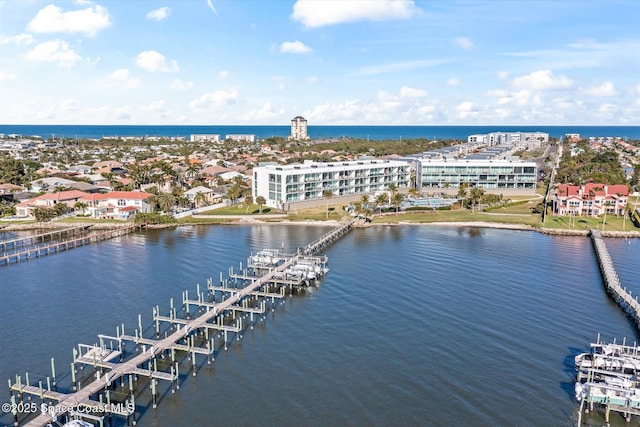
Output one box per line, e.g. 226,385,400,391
0,225,90,251
8,219,355,427
590,229,640,327
1,225,137,266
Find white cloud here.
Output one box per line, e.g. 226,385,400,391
455,101,478,119
487,89,508,97
597,103,618,116
582,81,618,96
1,33,36,46
447,77,461,86
292,0,420,28
23,40,81,67
140,100,167,112
0,70,17,81
189,88,238,112
27,4,111,37
453,37,473,50
146,7,171,21
511,70,573,90
135,50,179,72
59,98,80,112
280,41,312,54
109,68,140,88
218,70,229,79
356,58,452,76
497,90,543,107
170,79,194,90
308,75,318,84
206,0,218,15
240,102,285,122
399,86,428,98
114,106,132,120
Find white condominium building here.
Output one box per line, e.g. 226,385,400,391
467,131,549,146
225,134,256,142
253,159,411,208
289,116,310,140
190,134,221,143
416,159,538,191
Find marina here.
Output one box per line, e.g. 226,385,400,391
6,220,354,426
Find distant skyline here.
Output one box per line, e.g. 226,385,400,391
0,0,638,126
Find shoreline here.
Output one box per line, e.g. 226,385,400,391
2,219,640,238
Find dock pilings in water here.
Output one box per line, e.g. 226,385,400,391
7,221,355,426
590,229,640,327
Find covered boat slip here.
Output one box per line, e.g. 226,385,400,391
576,337,640,424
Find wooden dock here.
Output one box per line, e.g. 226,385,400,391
590,229,640,327
7,219,356,427
0,225,90,250
0,225,137,266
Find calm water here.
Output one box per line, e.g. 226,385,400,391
0,225,638,427
1,125,639,141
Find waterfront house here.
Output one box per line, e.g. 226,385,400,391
79,190,151,219
15,190,89,217
553,183,629,217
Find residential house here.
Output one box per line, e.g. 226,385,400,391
183,186,223,207
79,190,152,219
553,183,629,217
15,190,89,217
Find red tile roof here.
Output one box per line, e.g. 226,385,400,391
80,191,150,202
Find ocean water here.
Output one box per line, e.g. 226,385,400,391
1,124,639,141
0,225,638,427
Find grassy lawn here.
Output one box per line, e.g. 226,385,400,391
369,209,542,226
484,200,540,215
198,203,278,215
542,214,639,232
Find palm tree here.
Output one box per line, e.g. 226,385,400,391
408,187,420,199
323,189,333,219
360,194,369,206
392,192,404,215
457,183,469,209
469,187,485,214
375,193,388,217
256,196,266,214
157,193,176,213
194,191,207,209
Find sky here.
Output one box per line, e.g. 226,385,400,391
0,0,639,126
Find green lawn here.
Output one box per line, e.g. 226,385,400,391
198,203,277,215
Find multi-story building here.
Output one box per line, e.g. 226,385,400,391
416,159,538,192
553,183,629,217
468,131,548,146
289,116,310,140
225,134,256,142
253,159,411,209
190,134,221,143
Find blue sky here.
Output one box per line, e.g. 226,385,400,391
0,0,638,125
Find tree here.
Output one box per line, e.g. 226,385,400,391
194,191,207,209
469,187,485,214
157,193,176,213
392,192,404,215
34,207,55,222
375,193,388,217
408,187,420,199
323,189,333,219
256,196,266,214
457,183,469,209
74,201,87,215
360,194,369,209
